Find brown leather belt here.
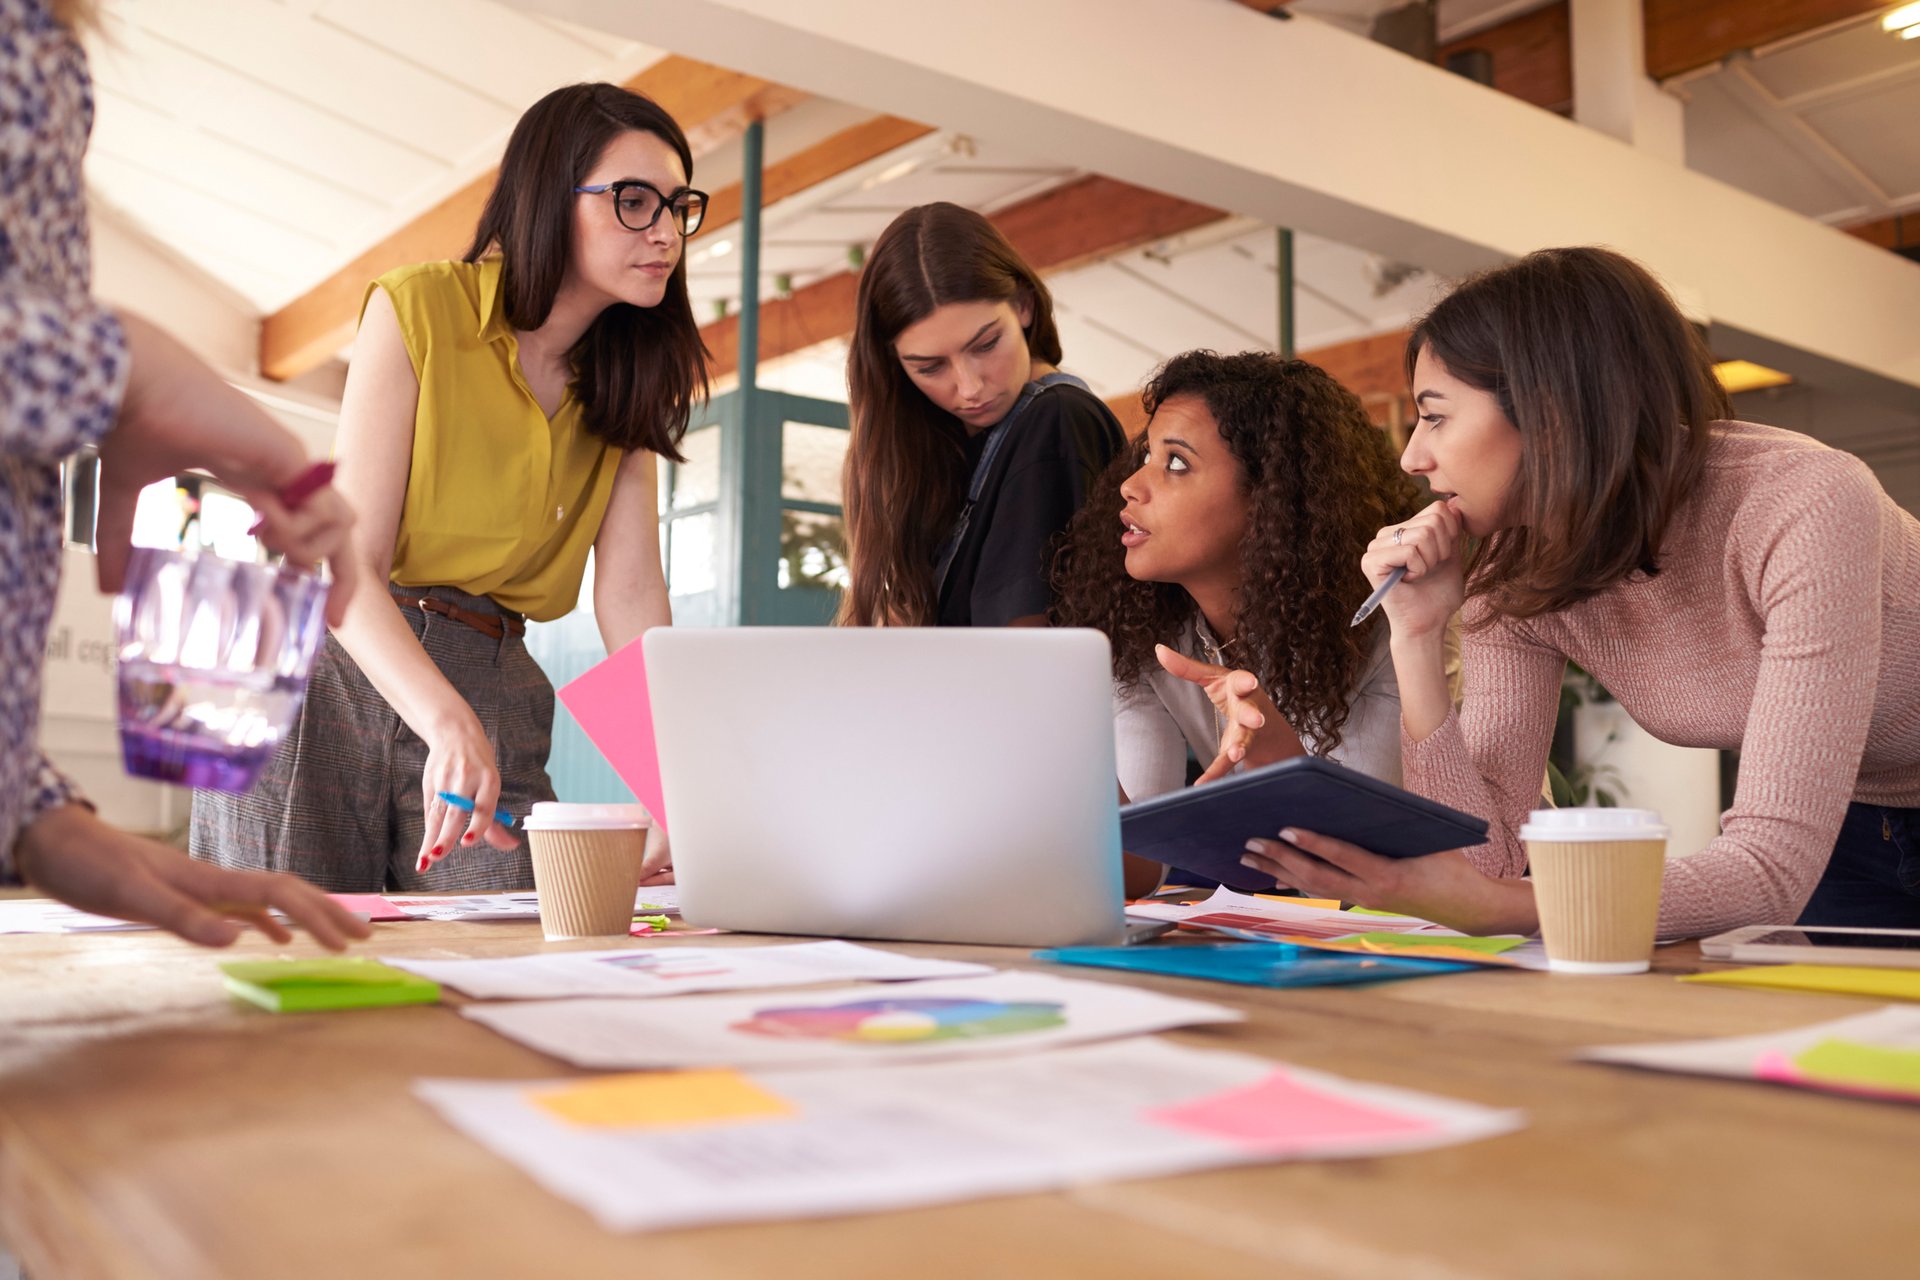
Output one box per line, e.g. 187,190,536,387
391,588,525,639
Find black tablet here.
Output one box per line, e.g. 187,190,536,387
1119,755,1491,892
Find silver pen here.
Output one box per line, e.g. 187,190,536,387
1348,565,1408,628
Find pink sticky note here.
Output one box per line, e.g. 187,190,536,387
1145,1068,1439,1153
557,636,667,833
327,893,412,922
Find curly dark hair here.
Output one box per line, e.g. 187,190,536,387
1050,351,1422,754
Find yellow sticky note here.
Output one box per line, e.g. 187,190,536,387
1681,965,1920,1002
1254,896,1343,910
530,1069,796,1129
1793,1039,1920,1097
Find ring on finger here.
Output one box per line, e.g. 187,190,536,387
1392,527,1406,545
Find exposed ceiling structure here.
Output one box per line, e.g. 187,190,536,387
82,0,1920,415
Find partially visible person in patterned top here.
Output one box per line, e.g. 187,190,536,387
0,0,368,948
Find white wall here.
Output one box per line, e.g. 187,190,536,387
89,203,259,376
1573,702,1721,861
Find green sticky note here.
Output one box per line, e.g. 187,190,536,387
1344,906,1412,918
1345,932,1526,955
220,957,440,1013
1792,1039,1920,1097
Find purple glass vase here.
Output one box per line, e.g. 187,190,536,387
113,547,330,792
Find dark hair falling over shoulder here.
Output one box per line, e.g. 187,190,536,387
836,203,1063,626
1052,351,1421,756
465,82,709,463
1406,246,1730,624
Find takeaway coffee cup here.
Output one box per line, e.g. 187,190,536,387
521,802,650,941
1519,808,1669,974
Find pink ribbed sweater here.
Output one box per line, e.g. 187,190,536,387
1404,423,1920,938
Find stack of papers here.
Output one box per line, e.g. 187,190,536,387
1129,888,1548,969
385,941,989,1000
416,1037,1524,1232
0,900,152,934
460,971,1243,1070
1582,1006,1920,1104
385,887,681,922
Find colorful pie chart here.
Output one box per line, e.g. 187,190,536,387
732,996,1067,1044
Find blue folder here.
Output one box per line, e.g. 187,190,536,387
1035,942,1471,989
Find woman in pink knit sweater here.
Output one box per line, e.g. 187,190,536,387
1238,247,1920,939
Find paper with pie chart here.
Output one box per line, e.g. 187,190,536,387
461,972,1243,1069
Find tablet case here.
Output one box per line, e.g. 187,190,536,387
1119,756,1490,891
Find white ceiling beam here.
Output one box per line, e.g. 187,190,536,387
512,0,1920,409
1716,53,1896,218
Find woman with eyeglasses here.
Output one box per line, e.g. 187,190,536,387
838,203,1126,628
192,82,710,893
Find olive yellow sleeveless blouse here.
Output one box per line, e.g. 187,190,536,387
367,258,620,622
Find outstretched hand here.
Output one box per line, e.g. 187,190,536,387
1155,644,1303,783
17,805,372,949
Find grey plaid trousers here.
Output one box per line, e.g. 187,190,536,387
189,587,554,892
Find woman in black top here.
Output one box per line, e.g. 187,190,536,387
838,203,1124,626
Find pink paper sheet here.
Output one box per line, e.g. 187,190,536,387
327,893,412,922
557,636,667,832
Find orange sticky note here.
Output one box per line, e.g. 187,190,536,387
529,1069,795,1129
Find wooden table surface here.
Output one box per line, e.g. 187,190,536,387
0,912,1907,1280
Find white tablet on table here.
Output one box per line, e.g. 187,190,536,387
1700,925,1920,969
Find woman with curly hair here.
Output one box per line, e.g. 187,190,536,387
1053,350,1425,825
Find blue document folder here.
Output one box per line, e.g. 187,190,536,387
1035,942,1472,989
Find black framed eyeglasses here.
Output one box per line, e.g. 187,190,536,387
573,179,708,236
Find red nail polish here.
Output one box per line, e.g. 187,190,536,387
461,833,475,845
430,845,443,858
416,856,428,873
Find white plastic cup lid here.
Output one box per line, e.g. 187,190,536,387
1519,807,1668,843
520,802,651,831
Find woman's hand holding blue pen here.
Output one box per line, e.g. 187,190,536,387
416,713,519,874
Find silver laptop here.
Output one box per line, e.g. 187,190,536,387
644,627,1127,947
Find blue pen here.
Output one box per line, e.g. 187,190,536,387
435,790,515,827
1348,565,1407,628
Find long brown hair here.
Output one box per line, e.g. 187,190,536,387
466,82,708,463
1408,246,1729,623
837,203,1063,626
1052,351,1421,754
